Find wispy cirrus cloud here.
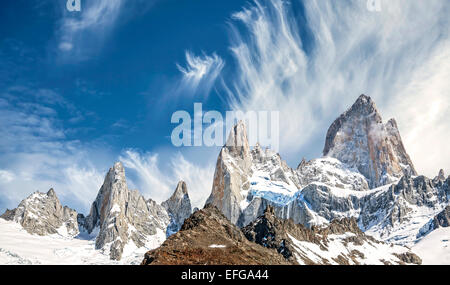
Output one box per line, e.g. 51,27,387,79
223,0,450,177
176,51,225,97
57,0,123,59
56,0,160,61
119,150,172,202
0,87,109,213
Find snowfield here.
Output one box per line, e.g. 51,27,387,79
288,232,413,265
0,219,163,265
412,227,450,265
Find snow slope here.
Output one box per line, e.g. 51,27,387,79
0,219,164,265
288,232,413,265
412,227,450,265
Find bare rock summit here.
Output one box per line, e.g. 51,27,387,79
162,181,192,234
323,94,417,188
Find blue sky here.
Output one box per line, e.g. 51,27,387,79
0,0,449,214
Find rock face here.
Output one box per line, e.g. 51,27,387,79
242,205,314,261
205,121,373,229
162,181,192,234
433,206,450,228
205,121,253,225
243,206,421,265
84,162,170,260
206,121,303,227
141,204,292,265
415,204,450,245
323,94,417,188
0,189,79,237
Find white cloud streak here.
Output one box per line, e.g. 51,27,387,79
224,0,450,177
57,0,123,59
176,51,225,97
120,150,172,202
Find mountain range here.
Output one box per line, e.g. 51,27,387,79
1,94,449,265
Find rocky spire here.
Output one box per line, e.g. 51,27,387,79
84,162,127,234
205,121,253,224
0,189,79,237
296,158,307,171
225,120,252,169
47,188,56,197
438,169,445,181
162,181,192,233
323,94,417,188
84,162,170,260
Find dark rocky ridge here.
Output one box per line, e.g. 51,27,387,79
242,205,320,261
141,204,292,265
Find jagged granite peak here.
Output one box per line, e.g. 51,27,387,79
205,121,253,224
84,162,169,260
242,205,422,265
323,94,417,188
0,188,79,237
162,181,192,234
206,120,302,226
84,162,127,234
207,121,368,228
225,120,252,165
206,103,449,251
141,204,292,265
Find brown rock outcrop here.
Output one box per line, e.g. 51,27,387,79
141,204,292,265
